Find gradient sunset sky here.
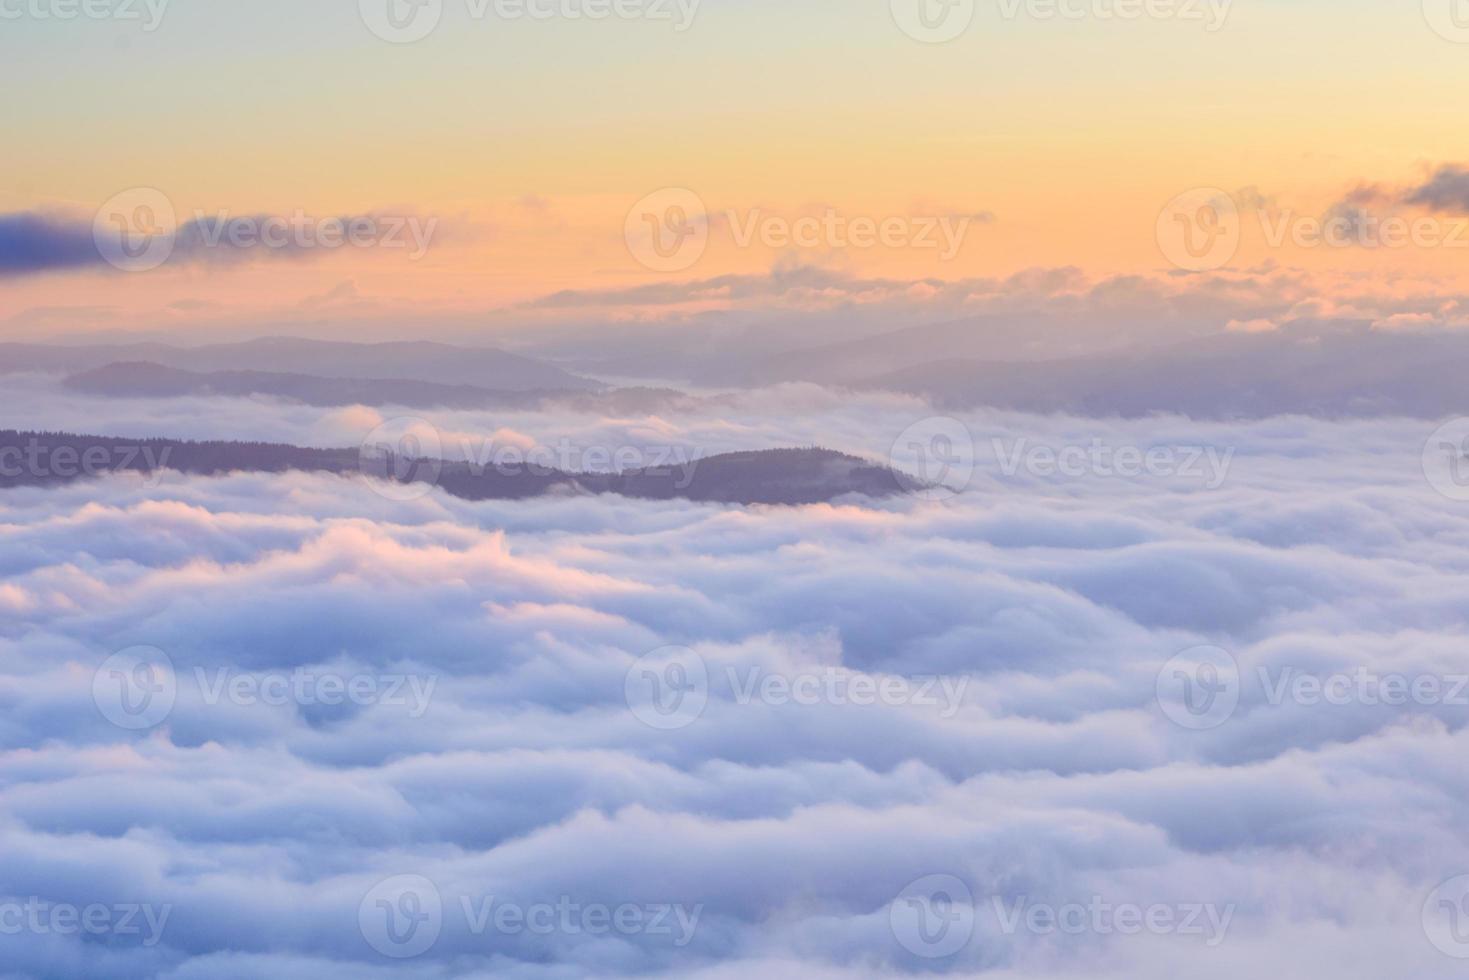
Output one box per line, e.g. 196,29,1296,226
4,0,1469,339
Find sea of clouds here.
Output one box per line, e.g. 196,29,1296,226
0,382,1467,977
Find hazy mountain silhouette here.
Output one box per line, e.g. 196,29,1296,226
19,322,1469,418
0,431,912,505
1,338,600,392
854,323,1469,418
560,311,1469,419
63,362,687,412
726,313,1140,387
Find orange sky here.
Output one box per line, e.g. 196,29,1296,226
4,0,1469,337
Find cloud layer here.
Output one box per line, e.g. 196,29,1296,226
0,395,1466,977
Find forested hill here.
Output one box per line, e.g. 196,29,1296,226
0,431,914,505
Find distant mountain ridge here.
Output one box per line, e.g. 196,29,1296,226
0,338,601,392
851,324,1469,418
591,312,1469,419
726,313,1121,387
0,430,913,505
63,362,686,412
